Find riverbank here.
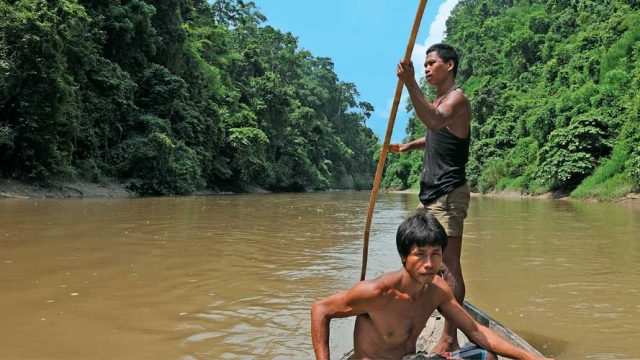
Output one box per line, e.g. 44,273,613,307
0,178,271,199
388,187,640,203
2,178,638,203
0,179,134,199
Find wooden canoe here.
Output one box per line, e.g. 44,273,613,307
340,301,543,359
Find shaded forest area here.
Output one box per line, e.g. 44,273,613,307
0,0,378,195
383,0,640,200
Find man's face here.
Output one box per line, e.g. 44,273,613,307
402,245,443,285
424,52,453,86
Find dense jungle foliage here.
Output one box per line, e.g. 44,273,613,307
383,0,640,200
0,0,378,194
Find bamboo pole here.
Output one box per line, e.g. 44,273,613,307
360,0,428,281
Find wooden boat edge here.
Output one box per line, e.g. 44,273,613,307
462,301,543,357
338,301,543,359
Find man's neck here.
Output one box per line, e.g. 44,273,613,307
399,269,428,299
436,78,456,97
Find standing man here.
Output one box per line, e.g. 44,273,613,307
392,43,471,353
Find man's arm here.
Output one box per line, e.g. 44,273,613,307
389,137,425,153
311,280,387,360
396,61,466,131
437,289,552,359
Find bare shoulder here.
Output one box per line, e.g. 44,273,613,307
314,273,400,317
447,89,471,113
429,276,456,303
455,87,470,101
370,271,403,294
440,88,471,136
349,271,401,302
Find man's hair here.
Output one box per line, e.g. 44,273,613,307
426,43,460,78
396,209,448,258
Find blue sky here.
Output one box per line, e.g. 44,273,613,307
251,0,460,143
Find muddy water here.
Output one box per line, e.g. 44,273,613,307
0,193,638,359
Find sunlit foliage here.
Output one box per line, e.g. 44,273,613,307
0,0,377,194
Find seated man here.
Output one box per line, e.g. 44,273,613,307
311,210,551,360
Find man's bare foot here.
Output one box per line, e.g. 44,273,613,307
430,338,460,354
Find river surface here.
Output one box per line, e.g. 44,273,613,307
0,192,639,359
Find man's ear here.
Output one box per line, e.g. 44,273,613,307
401,256,407,268
447,60,454,73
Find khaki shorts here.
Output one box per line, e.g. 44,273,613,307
418,183,470,237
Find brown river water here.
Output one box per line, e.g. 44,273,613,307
0,192,638,359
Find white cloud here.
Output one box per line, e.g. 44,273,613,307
424,0,459,48
410,43,427,77
411,0,460,80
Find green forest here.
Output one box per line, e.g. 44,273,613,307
383,0,640,200
2,0,639,200
0,0,378,195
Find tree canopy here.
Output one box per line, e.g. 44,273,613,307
0,0,378,194
383,0,640,200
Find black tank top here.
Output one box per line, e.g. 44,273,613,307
418,88,470,205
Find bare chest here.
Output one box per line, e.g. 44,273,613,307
366,297,437,346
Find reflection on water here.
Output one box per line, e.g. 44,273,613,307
0,193,639,359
